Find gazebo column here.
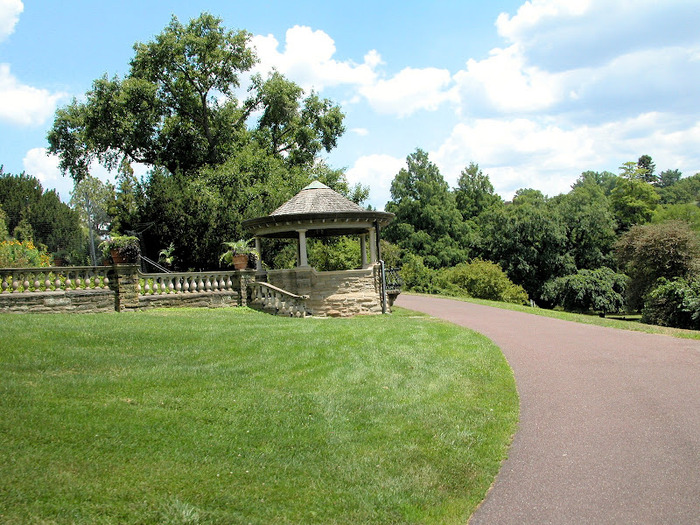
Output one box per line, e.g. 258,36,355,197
360,234,368,267
297,229,309,267
369,228,377,263
254,237,262,271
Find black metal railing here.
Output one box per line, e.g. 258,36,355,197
385,267,403,293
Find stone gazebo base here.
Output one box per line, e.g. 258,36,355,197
243,181,396,317
263,265,384,317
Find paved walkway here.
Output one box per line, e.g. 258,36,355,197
395,295,700,524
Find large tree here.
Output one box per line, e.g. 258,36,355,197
611,162,659,231
48,13,345,181
70,175,114,265
384,149,474,268
658,172,700,204
454,162,502,219
554,178,617,270
636,154,657,184
479,196,574,304
48,13,350,269
0,169,84,260
615,220,700,310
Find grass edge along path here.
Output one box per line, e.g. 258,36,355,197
0,307,518,524
405,292,700,340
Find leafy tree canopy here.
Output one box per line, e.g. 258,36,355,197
542,267,626,315
385,149,474,268
656,168,682,189
636,154,657,184
479,200,574,303
45,13,354,270
615,220,700,310
658,172,700,204
0,168,84,259
610,175,659,231
652,203,700,232
454,162,502,219
553,179,617,270
70,175,115,265
48,12,345,182
572,170,619,195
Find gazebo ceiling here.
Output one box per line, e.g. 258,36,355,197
243,181,394,239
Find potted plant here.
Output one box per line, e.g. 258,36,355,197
99,235,141,264
220,240,258,270
158,242,175,268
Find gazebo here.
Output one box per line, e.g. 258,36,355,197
242,181,395,317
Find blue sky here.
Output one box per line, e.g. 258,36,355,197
1,0,699,210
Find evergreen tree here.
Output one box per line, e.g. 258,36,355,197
384,149,474,268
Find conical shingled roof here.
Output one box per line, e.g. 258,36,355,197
270,181,365,216
243,180,394,239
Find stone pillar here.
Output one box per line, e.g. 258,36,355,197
237,270,256,307
360,234,368,267
254,237,262,271
298,229,309,267
111,264,140,312
369,228,377,263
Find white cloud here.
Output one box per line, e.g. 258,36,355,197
251,25,459,118
22,147,152,203
454,45,569,115
351,128,368,136
431,113,700,200
359,67,456,117
251,26,379,91
346,154,406,210
0,0,22,42
0,64,66,126
22,148,74,200
496,0,593,44
450,1,700,120
495,0,700,71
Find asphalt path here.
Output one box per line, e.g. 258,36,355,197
395,294,700,524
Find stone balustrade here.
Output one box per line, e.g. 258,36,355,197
0,265,254,313
248,281,309,317
0,266,112,294
0,264,394,317
137,270,249,310
138,271,237,295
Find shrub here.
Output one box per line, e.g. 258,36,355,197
641,277,700,330
541,267,627,315
615,220,700,310
308,237,360,271
399,254,442,294
399,256,529,305
501,283,531,306
441,259,528,304
0,239,52,268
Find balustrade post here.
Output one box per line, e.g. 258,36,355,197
110,264,140,311
237,270,256,307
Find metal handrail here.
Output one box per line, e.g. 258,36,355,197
140,255,171,273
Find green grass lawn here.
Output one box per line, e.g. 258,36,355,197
0,307,518,524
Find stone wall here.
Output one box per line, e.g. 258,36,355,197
0,289,116,314
0,264,386,317
0,265,252,314
139,291,240,310
266,265,384,317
